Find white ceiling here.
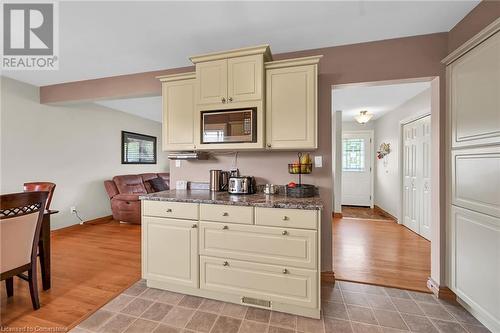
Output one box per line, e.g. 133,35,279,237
333,81,431,122
95,96,162,122
3,1,479,87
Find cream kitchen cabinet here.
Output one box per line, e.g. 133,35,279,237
195,59,228,105
142,216,199,288
158,72,197,151
191,45,271,106
265,56,322,150
141,197,322,319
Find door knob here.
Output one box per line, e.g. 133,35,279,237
221,97,226,103
228,97,233,102
191,224,198,228
222,212,229,216
282,216,289,221
223,261,229,266
166,208,172,213
282,268,289,274
222,225,229,230
282,230,288,235
267,144,271,148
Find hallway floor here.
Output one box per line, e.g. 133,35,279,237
341,206,395,222
333,216,431,292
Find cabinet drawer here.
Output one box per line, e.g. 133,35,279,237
255,207,318,229
143,201,199,220
200,204,254,224
200,222,317,269
200,256,318,309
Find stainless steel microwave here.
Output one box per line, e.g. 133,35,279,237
201,108,257,144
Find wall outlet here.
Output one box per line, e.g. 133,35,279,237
175,160,181,168
314,156,323,168
70,206,77,214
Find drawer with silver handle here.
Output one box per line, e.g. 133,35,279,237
200,256,318,309
143,201,199,220
255,207,318,229
200,204,254,225
200,222,317,269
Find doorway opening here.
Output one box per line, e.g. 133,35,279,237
332,78,437,292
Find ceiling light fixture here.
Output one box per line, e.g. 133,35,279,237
355,110,373,124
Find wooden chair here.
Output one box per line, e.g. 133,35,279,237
1,191,48,310
23,182,56,210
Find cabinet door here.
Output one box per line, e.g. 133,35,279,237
196,59,227,105
266,64,317,149
227,55,263,102
450,31,500,148
162,79,196,151
142,217,198,288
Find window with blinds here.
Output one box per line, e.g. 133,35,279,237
121,131,157,164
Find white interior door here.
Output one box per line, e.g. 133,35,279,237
420,116,432,240
402,115,431,240
342,131,373,207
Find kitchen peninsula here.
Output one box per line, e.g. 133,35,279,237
140,190,322,318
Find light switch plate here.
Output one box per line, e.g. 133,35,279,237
176,180,188,190
175,160,181,167
314,156,323,168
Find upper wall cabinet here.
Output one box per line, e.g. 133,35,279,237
191,45,271,106
196,59,228,105
265,56,322,150
158,72,197,151
449,30,500,148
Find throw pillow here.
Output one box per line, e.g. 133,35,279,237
148,177,168,192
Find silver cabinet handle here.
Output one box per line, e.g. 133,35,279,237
228,97,233,102
282,230,288,235
221,97,226,103
191,224,198,228
222,212,229,216
166,208,172,213
223,261,229,266
282,216,289,221
222,225,229,230
282,268,288,274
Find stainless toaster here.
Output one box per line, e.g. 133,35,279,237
228,176,255,194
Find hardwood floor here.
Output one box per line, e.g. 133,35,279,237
341,205,395,221
0,220,141,331
333,216,431,292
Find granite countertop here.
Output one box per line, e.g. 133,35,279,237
140,190,323,210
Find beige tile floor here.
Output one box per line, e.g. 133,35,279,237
70,280,490,333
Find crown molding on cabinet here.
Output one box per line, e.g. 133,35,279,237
265,55,323,69
442,17,500,65
190,44,272,63
157,72,196,82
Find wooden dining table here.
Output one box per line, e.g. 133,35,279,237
39,209,58,290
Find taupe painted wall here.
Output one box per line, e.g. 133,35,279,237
172,33,449,272
448,0,500,53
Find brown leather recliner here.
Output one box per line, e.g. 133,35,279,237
104,173,169,224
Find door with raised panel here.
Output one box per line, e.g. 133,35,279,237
143,217,198,288
403,119,419,234
227,55,263,102
450,31,500,148
420,116,432,240
402,115,431,239
266,64,317,149
162,76,196,150
196,59,228,105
